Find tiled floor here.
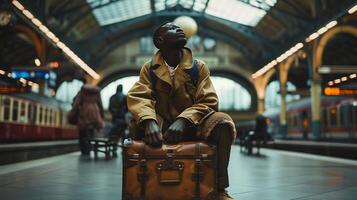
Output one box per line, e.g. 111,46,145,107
1,146,357,200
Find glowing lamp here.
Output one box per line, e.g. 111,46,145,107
173,16,198,38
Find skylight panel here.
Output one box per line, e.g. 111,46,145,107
88,0,151,26
180,0,196,9
193,0,208,12
205,0,277,27
155,0,166,12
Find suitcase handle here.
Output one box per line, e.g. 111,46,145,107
156,160,184,185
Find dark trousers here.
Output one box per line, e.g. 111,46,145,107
208,124,233,190
79,128,94,154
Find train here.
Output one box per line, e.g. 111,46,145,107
236,96,357,141
0,93,78,143
267,96,356,140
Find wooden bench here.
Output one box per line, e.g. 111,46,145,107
88,138,118,159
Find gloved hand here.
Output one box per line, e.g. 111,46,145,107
164,118,189,144
144,119,163,147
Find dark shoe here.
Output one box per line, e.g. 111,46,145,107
219,190,234,200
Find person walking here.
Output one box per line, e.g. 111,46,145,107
70,84,104,155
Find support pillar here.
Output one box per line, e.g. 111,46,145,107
311,80,321,139
309,40,321,140
258,98,265,114
278,63,289,138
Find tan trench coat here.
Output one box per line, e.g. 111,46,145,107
127,48,236,140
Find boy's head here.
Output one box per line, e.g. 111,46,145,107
153,22,187,50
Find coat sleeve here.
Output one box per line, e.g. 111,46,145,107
177,60,218,125
127,62,157,124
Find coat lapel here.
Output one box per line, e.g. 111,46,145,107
151,48,195,90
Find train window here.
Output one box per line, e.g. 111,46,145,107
322,109,328,128
3,98,10,121
39,106,43,124
53,110,57,126
339,105,350,126
27,103,32,123
329,107,338,126
49,109,53,125
12,100,19,122
20,102,26,122
33,105,37,124
44,107,48,125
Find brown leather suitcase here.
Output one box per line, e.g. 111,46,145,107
122,140,217,200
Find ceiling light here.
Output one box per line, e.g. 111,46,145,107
348,5,357,14
34,58,41,66
350,74,356,79
334,79,341,84
325,20,337,29
11,0,100,80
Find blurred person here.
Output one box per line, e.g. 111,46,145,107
108,84,128,149
69,84,104,155
255,114,268,154
302,111,309,140
127,22,236,200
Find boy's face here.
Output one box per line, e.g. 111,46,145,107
157,23,187,49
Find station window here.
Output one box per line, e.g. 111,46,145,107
100,76,252,111
3,98,10,121
265,81,300,109
12,100,19,122
56,79,84,103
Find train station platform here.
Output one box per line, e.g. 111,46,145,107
1,145,357,200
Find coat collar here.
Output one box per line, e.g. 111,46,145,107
151,47,194,88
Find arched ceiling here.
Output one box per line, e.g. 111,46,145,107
1,0,357,86
21,0,357,68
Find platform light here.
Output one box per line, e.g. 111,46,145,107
31,18,42,27
325,20,337,29
7,73,12,78
0,69,5,75
11,0,100,80
307,33,319,42
252,43,303,79
12,0,24,10
350,73,357,79
317,27,328,35
334,79,341,84
34,58,41,66
19,78,27,84
348,5,357,14
341,76,347,82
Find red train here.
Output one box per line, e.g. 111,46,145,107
0,93,78,143
264,96,357,140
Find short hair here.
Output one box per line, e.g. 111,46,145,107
153,21,171,48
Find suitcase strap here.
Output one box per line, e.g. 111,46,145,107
192,143,203,200
137,143,148,200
